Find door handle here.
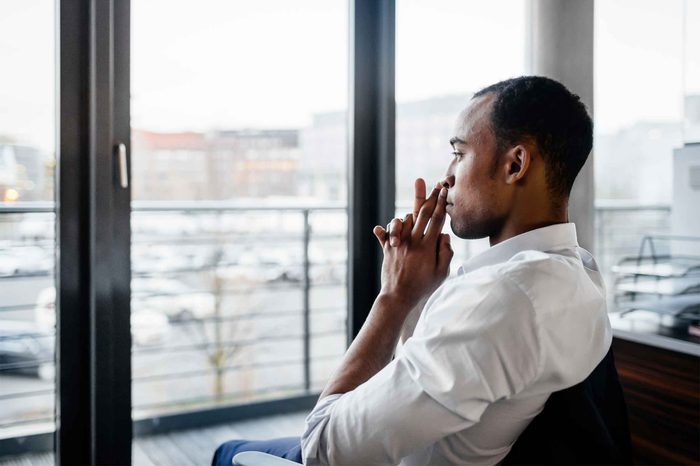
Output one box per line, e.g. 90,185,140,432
115,143,128,188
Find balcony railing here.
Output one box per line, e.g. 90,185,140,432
594,200,672,303
0,200,672,441
0,202,348,439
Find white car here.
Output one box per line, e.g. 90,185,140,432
131,278,215,321
130,303,170,346
7,246,53,274
34,287,170,346
0,252,21,276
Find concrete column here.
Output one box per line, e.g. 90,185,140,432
527,0,596,251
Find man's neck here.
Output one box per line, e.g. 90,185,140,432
489,211,569,247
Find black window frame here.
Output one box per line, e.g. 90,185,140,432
0,0,396,463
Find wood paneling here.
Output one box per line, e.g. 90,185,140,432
612,338,700,465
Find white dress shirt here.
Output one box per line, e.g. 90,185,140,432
301,223,612,465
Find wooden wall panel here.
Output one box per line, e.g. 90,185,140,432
612,338,700,465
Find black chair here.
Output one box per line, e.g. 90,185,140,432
502,347,633,465
234,348,633,465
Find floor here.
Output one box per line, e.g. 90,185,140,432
0,411,308,466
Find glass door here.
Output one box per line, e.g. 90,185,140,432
1,1,132,463
0,0,57,456
129,1,349,460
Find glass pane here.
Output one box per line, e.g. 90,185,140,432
130,0,348,431
0,0,56,447
684,0,700,142
395,0,527,269
594,0,687,309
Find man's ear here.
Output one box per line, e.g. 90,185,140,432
502,144,531,185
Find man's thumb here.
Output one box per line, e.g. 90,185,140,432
438,234,453,271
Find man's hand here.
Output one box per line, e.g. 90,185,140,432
376,178,445,247
318,179,452,400
373,184,453,310
377,178,428,247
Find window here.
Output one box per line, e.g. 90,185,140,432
130,0,348,420
594,0,700,319
395,0,527,268
0,0,56,440
594,0,685,303
684,0,700,142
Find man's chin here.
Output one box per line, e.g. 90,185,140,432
449,218,490,241
449,218,468,239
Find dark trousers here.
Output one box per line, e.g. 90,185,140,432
212,436,303,465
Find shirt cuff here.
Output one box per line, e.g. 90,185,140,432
300,393,344,465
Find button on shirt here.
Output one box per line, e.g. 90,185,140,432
301,223,612,465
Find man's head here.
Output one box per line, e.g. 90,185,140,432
443,76,593,240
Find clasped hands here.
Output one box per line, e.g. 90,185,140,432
372,178,454,311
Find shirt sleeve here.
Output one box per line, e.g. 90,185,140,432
300,274,542,466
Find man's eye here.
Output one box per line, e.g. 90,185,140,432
451,151,463,159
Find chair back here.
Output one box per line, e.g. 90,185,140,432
502,347,633,465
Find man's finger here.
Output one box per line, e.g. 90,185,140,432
400,213,413,243
437,233,454,274
388,217,403,247
412,187,440,239
413,178,427,221
373,225,387,248
425,187,448,241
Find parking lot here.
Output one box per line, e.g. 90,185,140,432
0,270,347,433
0,208,350,437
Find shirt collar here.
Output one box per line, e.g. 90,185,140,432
458,222,579,275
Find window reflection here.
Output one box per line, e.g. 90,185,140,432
131,0,349,418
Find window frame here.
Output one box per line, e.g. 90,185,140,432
0,0,396,461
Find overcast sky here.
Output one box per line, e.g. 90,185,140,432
0,0,697,152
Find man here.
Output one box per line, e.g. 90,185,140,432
213,76,612,465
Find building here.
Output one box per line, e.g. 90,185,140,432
0,144,52,202
132,129,301,201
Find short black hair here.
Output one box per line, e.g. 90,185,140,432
474,76,593,201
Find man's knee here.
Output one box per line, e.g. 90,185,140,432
212,437,302,465
212,439,248,466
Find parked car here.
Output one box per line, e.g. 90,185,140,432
0,252,22,276
131,278,215,321
0,321,54,380
7,246,53,274
130,303,170,346
34,287,170,346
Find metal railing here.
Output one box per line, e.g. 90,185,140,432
593,201,672,306
0,200,674,437
0,202,349,435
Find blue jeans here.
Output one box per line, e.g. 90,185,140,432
212,436,302,465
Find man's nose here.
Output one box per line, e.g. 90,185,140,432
440,174,455,189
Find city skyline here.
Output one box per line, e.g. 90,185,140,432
1,0,698,152
4,91,693,205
